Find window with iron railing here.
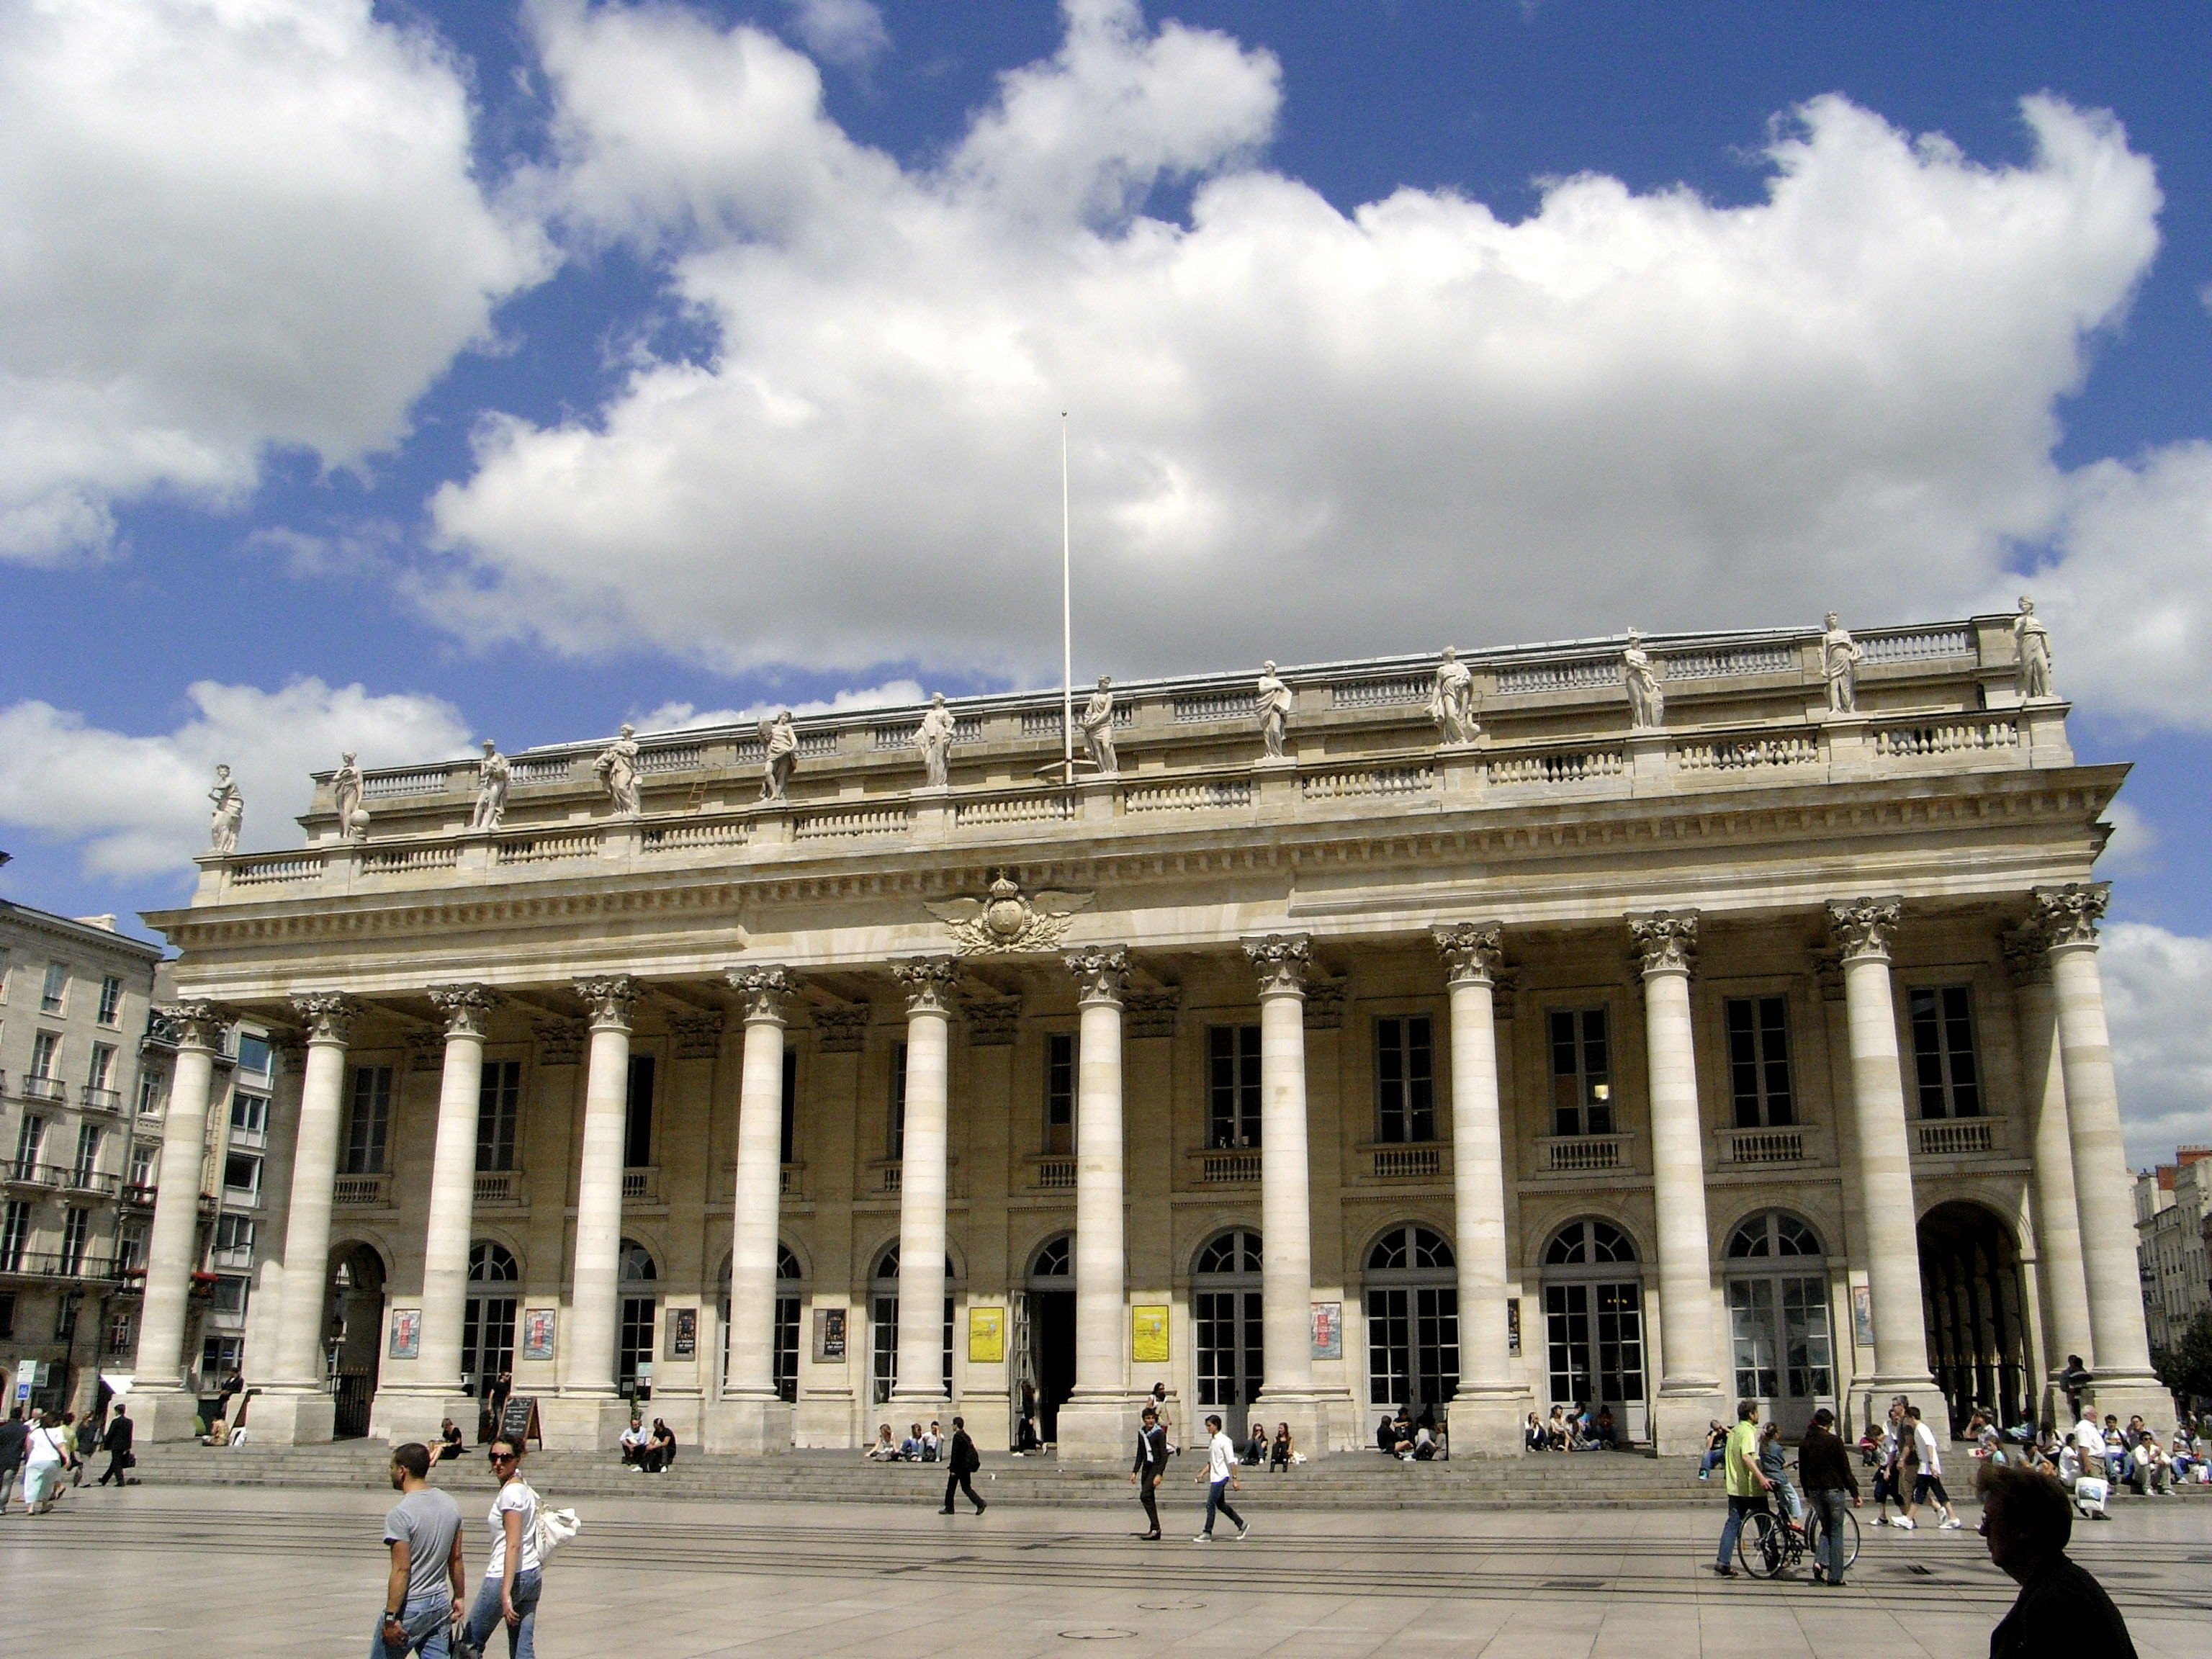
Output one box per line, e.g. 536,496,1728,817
97,975,123,1027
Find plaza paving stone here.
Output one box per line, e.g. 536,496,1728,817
2,1480,2205,1657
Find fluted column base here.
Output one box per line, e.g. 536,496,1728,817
702,1394,796,1455
1446,1383,1536,1458
1650,1382,1730,1457
1053,1390,1137,1464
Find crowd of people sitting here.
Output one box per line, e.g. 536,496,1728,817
1236,1421,1298,1469
1374,1409,1446,1460
617,1412,678,1473
865,1420,950,1461
1524,1403,1618,1452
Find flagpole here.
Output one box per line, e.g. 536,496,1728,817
1061,412,1073,779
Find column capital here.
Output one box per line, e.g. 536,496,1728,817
2000,926,2053,989
1064,945,1130,1007
1825,896,1902,964
1242,932,1311,998
533,1017,586,1064
2031,881,2110,953
291,990,361,1046
670,1010,726,1058
891,956,959,1017
726,965,794,1025
811,1004,869,1052
427,983,502,1040
154,999,232,1051
1433,921,1505,987
1628,912,1698,978
574,974,642,1031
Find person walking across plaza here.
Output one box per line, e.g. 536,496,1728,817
463,1437,543,1658
1976,1462,2136,1658
376,1442,464,1658
1711,1399,1772,1577
1871,1398,1907,1524
938,1416,986,1514
1193,1414,1248,1542
1797,1407,1860,1587
1899,1405,1961,1529
1130,1404,1169,1539
21,1411,68,1514
0,1406,26,1513
96,1403,133,1486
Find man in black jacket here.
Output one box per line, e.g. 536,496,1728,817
939,1416,986,1515
1797,1407,1860,1586
0,1406,27,1512
95,1403,134,1486
1977,1461,2135,1658
1130,1405,1169,1539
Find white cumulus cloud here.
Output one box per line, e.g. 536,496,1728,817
786,0,889,71
0,0,546,562
2104,922,2212,1169
421,0,2175,701
635,678,925,734
0,680,474,878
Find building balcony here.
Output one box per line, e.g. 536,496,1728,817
1712,1124,1832,1169
17,1075,67,1105
333,1174,390,1208
62,1167,118,1198
0,1251,127,1285
121,1182,156,1208
1031,1156,1076,1190
621,1166,660,1203
1363,1142,1447,1181
79,1085,123,1113
1192,1148,1262,1185
1533,1133,1634,1175
1913,1117,2006,1158
474,1169,523,1205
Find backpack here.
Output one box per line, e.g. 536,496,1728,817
524,1483,581,1562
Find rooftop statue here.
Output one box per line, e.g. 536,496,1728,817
332,752,368,840
916,693,956,788
1822,613,1864,714
472,739,510,832
208,765,243,854
1622,630,1665,729
2014,595,2055,700
1079,675,1118,775
760,711,797,804
1256,660,1292,760
593,723,642,817
1428,646,1478,745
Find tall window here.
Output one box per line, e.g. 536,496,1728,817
128,1143,156,1191
229,1091,269,1145
1208,1025,1262,1148
1909,986,1982,1119
234,1033,271,1076
619,1239,658,1389
1375,1016,1435,1143
1549,1009,1613,1136
96,975,123,1026
624,1055,655,1167
889,1043,907,1159
213,1213,256,1267
72,1124,99,1182
86,1043,117,1094
12,1115,45,1178
1724,997,1794,1128
222,1152,261,1202
117,1224,147,1274
40,962,65,1013
476,1060,522,1172
343,1066,393,1175
780,1047,799,1165
0,1201,31,1272
1044,1033,1075,1154
135,1071,161,1116
29,1030,59,1081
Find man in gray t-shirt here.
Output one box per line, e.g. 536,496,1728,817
379,1442,464,1656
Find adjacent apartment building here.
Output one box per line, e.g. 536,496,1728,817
2136,1146,2212,1354
0,898,161,1416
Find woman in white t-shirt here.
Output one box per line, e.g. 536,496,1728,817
22,1413,67,1514
463,1436,543,1658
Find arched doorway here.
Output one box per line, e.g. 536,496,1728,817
1018,1234,1075,1444
717,1244,804,1402
1722,1211,1835,1436
1917,1202,2028,1433
1540,1218,1647,1443
1192,1228,1264,1425
619,1238,658,1401
1364,1223,1458,1421
868,1244,956,1406
325,1243,385,1439
462,1242,518,1428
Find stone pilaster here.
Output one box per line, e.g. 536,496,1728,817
1056,945,1132,1462
710,964,797,1452
889,958,956,1407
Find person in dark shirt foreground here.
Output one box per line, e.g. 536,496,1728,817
1975,1461,2135,1659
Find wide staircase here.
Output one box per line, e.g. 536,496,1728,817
132,1439,1706,1510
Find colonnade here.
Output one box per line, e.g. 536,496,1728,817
126,883,2164,1452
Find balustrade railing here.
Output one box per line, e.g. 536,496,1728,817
1494,657,1619,696
1124,778,1252,814
796,806,913,840
1302,765,1434,801
1173,691,1259,723
1875,715,2018,758
364,844,459,873
1915,1118,1997,1156
231,853,325,886
333,1174,390,1207
1329,675,1429,709
1674,734,1820,774
642,819,750,853
1539,1134,1628,1173
1489,747,1625,787
1034,1158,1077,1190
1721,1127,1806,1165
1858,626,1975,663
474,1170,521,1203
954,791,1075,828
637,744,703,774
363,766,457,799
1370,1144,1442,1179
1198,1150,1262,1184
495,832,601,866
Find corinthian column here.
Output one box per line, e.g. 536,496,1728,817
2033,884,2167,1425
1243,934,1318,1441
2002,930,2093,1401
1433,922,1531,1453
1827,898,1939,1423
1056,945,1130,1461
254,992,360,1442
552,974,638,1449
1629,913,1725,1454
131,1001,229,1442
715,964,796,1452
890,958,956,1406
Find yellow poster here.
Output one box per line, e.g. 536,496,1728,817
967,1305,1004,1364
1131,1304,1169,1364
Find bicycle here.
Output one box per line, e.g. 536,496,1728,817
1737,1491,1861,1580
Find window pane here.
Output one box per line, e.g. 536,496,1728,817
624,1056,655,1166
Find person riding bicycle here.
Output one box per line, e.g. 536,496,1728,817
1757,1421,1802,1524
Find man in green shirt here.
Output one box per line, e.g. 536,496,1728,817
1712,1399,1774,1577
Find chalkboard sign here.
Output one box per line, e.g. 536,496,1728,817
498,1395,542,1448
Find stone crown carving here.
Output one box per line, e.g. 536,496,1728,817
1434,921,1506,986
534,1018,586,1065
2031,881,2109,951
963,994,1022,1046
811,1005,869,1052
292,990,362,1045
154,999,233,1051
1628,912,1698,976
1125,989,1180,1039
1999,927,2053,988
1064,945,1130,1006
428,983,502,1040
891,957,959,1016
1243,933,1311,997
925,873,1094,954
575,974,642,1030
1826,896,1902,963
725,966,793,1025
669,1009,727,1058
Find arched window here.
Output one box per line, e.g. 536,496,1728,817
1195,1229,1263,1277
871,1244,957,1282
467,1242,518,1282
1363,1224,1457,1416
1544,1218,1637,1267
1030,1236,1071,1280
716,1246,806,1404
869,1243,953,1403
776,1244,803,1282
462,1242,518,1403
1723,1210,1832,1426
1725,1212,1822,1259
618,1238,657,1392
1192,1229,1262,1416
1366,1224,1455,1274
619,1239,659,1283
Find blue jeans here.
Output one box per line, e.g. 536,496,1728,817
467,1571,541,1659
1698,1446,1725,1477
1202,1480,1244,1536
1716,1493,1763,1567
1804,1488,1850,1582
369,1594,452,1658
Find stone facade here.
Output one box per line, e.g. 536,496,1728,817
130,615,2171,1455
2136,1149,2212,1354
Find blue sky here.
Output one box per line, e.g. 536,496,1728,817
1,1,2208,1159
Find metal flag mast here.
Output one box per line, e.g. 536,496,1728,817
1061,410,1074,778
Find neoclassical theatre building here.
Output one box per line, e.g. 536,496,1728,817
127,610,2167,1458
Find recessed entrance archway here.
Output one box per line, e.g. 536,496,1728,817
325,1242,385,1439
1539,1218,1648,1444
462,1241,518,1433
1917,1201,2028,1433
1363,1223,1458,1422
1192,1228,1264,1426
1722,1210,1835,1437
